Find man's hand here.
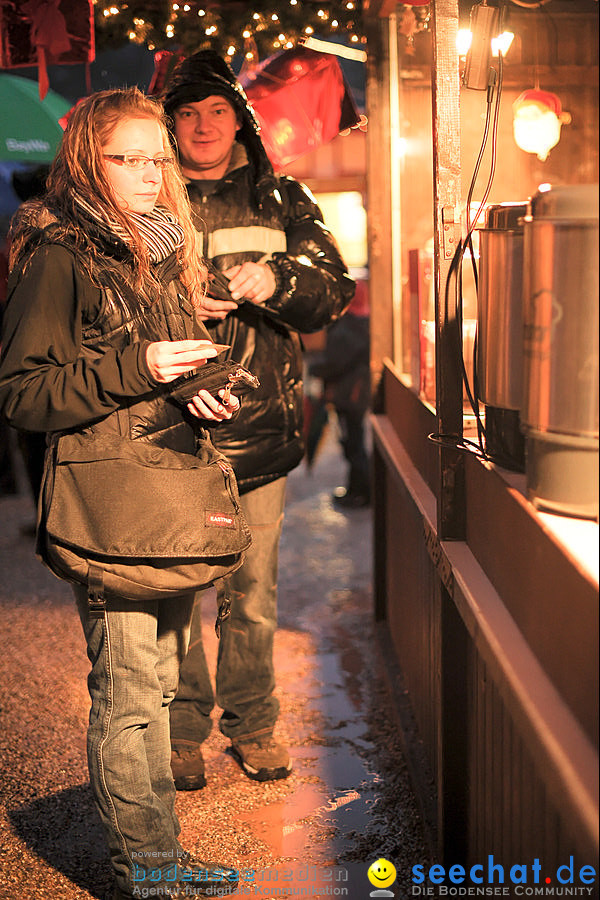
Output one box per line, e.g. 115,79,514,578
224,262,276,305
194,261,276,321
194,294,239,322
145,340,218,383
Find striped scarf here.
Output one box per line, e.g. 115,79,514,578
74,194,185,263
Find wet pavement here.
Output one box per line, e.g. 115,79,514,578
0,424,431,899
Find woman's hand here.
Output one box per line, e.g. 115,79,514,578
185,389,240,421
146,340,218,383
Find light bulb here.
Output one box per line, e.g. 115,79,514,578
456,29,473,56
491,31,514,56
512,90,571,161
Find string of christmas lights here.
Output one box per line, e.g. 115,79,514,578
94,0,366,61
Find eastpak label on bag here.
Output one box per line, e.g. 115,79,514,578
206,511,236,528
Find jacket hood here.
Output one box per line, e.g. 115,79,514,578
162,49,274,187
10,198,57,234
8,199,135,271
8,199,60,266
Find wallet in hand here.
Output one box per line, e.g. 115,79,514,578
168,359,260,406
205,260,279,321
206,261,239,303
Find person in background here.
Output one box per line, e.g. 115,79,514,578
310,276,371,508
0,87,242,900
161,50,355,790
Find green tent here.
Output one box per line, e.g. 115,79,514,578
0,73,72,163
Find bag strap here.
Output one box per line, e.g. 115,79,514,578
86,568,232,624
88,563,106,618
214,576,232,638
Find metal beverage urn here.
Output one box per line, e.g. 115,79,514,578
521,184,599,519
477,202,529,470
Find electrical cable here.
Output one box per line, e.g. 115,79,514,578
429,64,498,457
429,44,522,471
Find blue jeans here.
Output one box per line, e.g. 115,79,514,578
170,477,286,744
75,588,195,895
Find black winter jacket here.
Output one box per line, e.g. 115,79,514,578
187,144,355,491
0,209,213,459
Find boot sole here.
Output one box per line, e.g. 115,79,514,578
230,747,292,782
242,765,292,782
173,772,207,791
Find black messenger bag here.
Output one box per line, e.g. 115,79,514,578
37,430,252,609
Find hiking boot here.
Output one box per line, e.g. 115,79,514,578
230,736,292,782
170,739,206,791
180,856,240,895
107,858,239,898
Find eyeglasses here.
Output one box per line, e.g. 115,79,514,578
103,154,175,171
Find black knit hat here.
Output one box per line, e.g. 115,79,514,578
162,49,273,183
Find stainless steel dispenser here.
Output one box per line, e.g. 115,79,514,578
522,184,599,519
477,201,528,470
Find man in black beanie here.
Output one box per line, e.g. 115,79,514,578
162,50,355,789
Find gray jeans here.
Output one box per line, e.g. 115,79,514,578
170,476,286,744
75,588,194,894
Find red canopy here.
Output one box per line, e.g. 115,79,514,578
240,47,360,170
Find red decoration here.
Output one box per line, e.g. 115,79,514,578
148,49,186,97
514,88,564,118
240,47,360,170
0,0,95,99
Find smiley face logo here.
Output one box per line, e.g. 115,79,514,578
367,858,397,889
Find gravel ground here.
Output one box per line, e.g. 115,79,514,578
0,425,431,899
